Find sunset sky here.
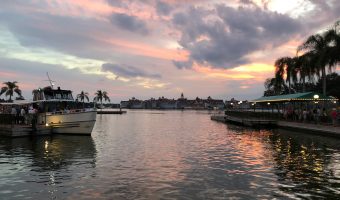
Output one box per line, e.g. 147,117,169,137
0,0,339,102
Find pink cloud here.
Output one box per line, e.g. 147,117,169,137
102,38,189,61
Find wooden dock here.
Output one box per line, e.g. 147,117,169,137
277,121,340,138
0,124,52,137
211,115,340,138
97,110,127,114
211,115,277,127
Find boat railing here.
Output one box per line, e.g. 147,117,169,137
45,108,95,116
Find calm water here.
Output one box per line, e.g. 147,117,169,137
0,110,340,199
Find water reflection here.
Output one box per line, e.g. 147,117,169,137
0,135,97,199
269,129,340,199
0,110,339,199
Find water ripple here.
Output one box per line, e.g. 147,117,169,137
0,110,339,199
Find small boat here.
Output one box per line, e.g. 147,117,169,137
33,86,96,135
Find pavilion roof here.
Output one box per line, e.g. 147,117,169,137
251,92,338,103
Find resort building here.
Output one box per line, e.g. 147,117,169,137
120,93,225,110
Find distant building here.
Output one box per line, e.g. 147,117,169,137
120,97,145,109
120,101,129,108
144,98,158,109
158,97,177,109
225,98,239,109
176,93,187,109
120,93,225,110
225,98,250,109
204,96,225,109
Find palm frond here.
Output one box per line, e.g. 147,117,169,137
14,88,22,96
0,87,7,96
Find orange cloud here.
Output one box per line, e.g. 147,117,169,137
231,63,274,73
192,63,273,81
102,38,189,61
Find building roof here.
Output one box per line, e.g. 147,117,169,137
251,92,338,103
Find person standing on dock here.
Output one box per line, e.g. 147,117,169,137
20,106,26,124
11,106,17,124
331,108,337,126
316,108,321,124
303,109,307,123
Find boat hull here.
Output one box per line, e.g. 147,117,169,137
38,111,97,135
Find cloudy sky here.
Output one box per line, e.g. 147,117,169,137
0,0,339,102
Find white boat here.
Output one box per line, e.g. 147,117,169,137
33,86,96,135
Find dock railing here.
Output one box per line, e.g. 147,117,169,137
0,114,17,124
225,109,282,120
0,114,37,126
223,108,334,125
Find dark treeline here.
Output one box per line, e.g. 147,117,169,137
264,21,340,97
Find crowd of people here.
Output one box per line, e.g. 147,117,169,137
0,104,38,125
282,107,340,126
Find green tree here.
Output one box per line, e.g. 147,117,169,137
77,91,89,108
298,21,340,95
94,90,110,107
274,57,296,94
315,73,340,99
0,81,22,101
294,53,318,92
263,77,289,96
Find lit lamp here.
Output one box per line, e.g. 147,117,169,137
313,94,319,99
267,102,270,105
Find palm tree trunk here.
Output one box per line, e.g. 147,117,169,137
322,68,326,95
302,76,306,93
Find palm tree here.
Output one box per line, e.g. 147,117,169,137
77,91,89,108
94,90,110,108
264,77,284,96
294,52,319,92
298,21,340,96
324,21,340,67
274,57,296,94
0,81,22,101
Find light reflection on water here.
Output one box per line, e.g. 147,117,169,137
0,110,339,199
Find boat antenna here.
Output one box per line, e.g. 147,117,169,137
45,72,55,89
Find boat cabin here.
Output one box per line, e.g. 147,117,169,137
33,87,74,101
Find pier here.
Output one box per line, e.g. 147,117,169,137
0,113,51,137
211,114,340,138
97,110,127,114
211,115,277,127
0,124,51,137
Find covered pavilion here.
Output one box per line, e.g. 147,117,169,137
251,92,337,104
250,92,338,120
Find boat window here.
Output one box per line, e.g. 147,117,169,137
33,92,44,101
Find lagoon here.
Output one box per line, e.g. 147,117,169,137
0,110,339,199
